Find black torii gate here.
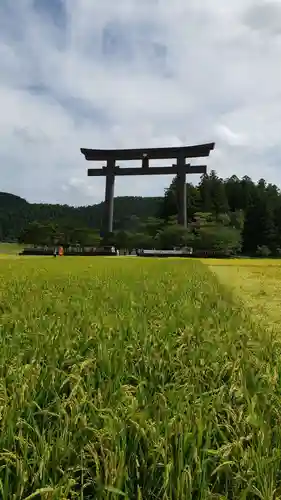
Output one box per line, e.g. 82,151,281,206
80,143,215,236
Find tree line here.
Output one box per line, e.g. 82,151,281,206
1,171,281,256
159,171,281,256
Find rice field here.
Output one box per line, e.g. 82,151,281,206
0,256,281,499
208,259,281,329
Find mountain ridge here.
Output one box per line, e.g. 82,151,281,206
0,192,162,240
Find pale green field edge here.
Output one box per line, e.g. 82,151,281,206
205,259,281,330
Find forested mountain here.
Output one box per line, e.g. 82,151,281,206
2,170,281,256
0,193,162,241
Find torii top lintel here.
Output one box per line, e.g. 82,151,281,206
80,142,215,162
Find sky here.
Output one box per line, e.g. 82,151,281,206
1,0,281,206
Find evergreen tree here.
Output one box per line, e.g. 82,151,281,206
209,170,229,214
243,195,277,254
225,175,243,211
198,174,212,212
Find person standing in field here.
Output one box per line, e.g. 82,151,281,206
58,246,64,256
53,248,57,258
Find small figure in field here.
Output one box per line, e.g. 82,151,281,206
58,246,64,256
53,248,57,258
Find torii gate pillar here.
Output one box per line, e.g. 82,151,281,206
103,160,115,235
176,157,187,227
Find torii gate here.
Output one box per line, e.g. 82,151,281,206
80,143,215,236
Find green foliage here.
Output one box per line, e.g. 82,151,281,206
256,245,271,257
183,212,241,255
194,225,241,255
199,171,229,214
19,222,101,247
156,224,193,250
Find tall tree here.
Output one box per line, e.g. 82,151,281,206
198,174,212,212
209,170,229,214
243,194,277,254
225,175,243,211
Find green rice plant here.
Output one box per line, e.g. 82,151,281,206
0,257,280,499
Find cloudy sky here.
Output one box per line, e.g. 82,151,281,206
1,0,281,206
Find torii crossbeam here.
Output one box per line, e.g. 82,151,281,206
81,143,215,236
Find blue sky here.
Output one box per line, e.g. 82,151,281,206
1,0,281,205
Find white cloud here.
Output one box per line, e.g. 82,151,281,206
1,0,281,205
215,125,248,147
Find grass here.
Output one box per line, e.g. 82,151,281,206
0,257,281,498
0,243,24,256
